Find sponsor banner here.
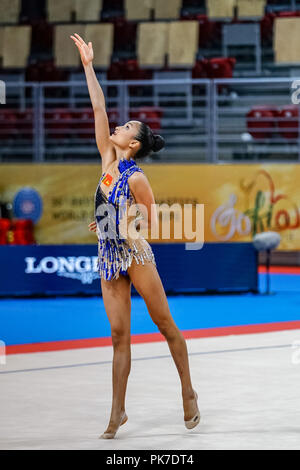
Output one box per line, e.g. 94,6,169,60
0,243,257,296
0,163,298,250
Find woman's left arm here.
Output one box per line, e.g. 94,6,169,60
128,172,158,235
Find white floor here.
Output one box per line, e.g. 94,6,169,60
0,329,300,450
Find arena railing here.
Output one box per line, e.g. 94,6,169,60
0,78,299,163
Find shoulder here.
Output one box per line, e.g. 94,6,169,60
128,170,155,204
128,170,150,189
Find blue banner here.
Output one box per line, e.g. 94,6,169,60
0,243,258,296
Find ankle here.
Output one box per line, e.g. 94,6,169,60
111,406,125,417
182,388,195,400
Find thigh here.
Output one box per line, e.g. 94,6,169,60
101,273,132,335
127,261,175,328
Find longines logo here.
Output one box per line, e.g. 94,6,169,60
25,256,100,285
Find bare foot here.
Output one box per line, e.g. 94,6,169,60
182,390,199,421
100,411,128,439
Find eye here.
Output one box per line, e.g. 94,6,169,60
126,125,129,129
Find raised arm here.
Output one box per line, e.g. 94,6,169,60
70,33,116,169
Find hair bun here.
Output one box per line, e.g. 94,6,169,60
152,134,165,152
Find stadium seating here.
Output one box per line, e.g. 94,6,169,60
129,107,163,130
45,108,74,139
168,21,199,67
18,110,34,139
237,0,266,19
154,0,182,20
0,109,18,140
137,22,169,68
26,59,68,82
54,24,85,67
107,108,120,131
71,108,95,139
74,0,103,22
0,28,4,64
2,26,31,68
85,24,114,68
223,23,261,73
206,0,236,19
2,2,300,88
47,0,73,23
0,0,21,24
206,57,236,78
10,219,35,245
246,106,278,139
125,0,153,21
274,17,300,64
0,219,11,245
278,105,299,139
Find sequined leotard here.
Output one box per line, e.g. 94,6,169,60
94,157,156,281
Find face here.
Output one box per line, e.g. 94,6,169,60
110,120,141,153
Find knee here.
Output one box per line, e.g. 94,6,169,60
111,325,130,348
156,320,178,341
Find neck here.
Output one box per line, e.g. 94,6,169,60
114,146,135,162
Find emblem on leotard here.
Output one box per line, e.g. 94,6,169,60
102,174,113,187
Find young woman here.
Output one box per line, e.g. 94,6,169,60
71,33,200,439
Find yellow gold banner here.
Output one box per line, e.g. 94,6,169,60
0,163,299,250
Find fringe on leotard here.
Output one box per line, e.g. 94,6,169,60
95,158,156,281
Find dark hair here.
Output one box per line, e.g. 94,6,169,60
134,122,165,159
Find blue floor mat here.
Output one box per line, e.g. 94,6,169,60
0,274,299,346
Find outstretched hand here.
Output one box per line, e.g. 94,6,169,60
70,33,94,66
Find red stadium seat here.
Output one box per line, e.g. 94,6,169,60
26,60,68,82
10,219,35,245
17,110,34,139
45,108,73,139
277,11,300,18
278,105,299,139
192,57,235,81
0,110,18,140
11,219,34,230
71,109,94,139
130,107,162,131
108,59,152,81
123,59,152,80
107,108,120,132
0,219,11,245
246,106,278,139
192,59,209,78
206,57,236,79
260,13,276,46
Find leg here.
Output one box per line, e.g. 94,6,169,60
127,261,198,421
101,273,132,435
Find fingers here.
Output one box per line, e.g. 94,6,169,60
74,33,86,46
70,35,82,49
